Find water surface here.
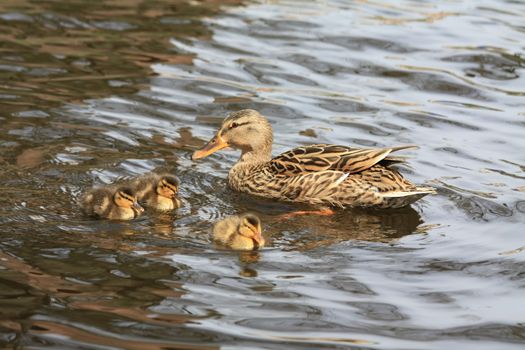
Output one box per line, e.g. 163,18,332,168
1,0,524,349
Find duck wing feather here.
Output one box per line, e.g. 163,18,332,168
270,144,417,176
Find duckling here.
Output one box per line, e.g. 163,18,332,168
213,213,265,250
80,186,144,220
130,173,181,211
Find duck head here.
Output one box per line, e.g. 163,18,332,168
192,109,273,161
113,187,144,214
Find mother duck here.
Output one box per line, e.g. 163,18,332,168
192,109,434,209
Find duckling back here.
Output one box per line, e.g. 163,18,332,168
80,187,113,217
131,173,158,201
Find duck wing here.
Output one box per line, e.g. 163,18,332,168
270,144,417,176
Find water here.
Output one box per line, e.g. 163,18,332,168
1,0,524,349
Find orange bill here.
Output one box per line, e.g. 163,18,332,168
192,134,229,160
133,201,144,213
253,227,264,246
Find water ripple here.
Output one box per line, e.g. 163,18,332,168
1,0,525,349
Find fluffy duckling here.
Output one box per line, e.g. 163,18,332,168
213,213,265,250
130,173,181,211
80,186,144,220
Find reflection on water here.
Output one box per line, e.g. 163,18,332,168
1,0,525,349
0,0,241,116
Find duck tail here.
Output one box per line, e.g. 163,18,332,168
379,186,436,208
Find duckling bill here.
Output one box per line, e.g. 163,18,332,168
80,186,144,220
213,213,265,251
130,173,181,211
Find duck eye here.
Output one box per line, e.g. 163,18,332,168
230,122,238,129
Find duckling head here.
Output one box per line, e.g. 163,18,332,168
238,213,265,248
113,187,144,214
192,109,273,160
156,175,179,199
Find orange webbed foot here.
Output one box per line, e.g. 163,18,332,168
278,207,335,220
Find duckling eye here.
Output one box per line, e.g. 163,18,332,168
245,215,259,227
119,193,132,202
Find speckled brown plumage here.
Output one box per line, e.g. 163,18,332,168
193,109,435,209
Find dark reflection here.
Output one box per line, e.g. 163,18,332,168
434,183,515,220
0,0,242,116
0,244,217,349
0,1,244,348
267,206,424,250
239,250,262,264
221,191,424,248
0,276,49,320
443,53,523,80
238,251,261,276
